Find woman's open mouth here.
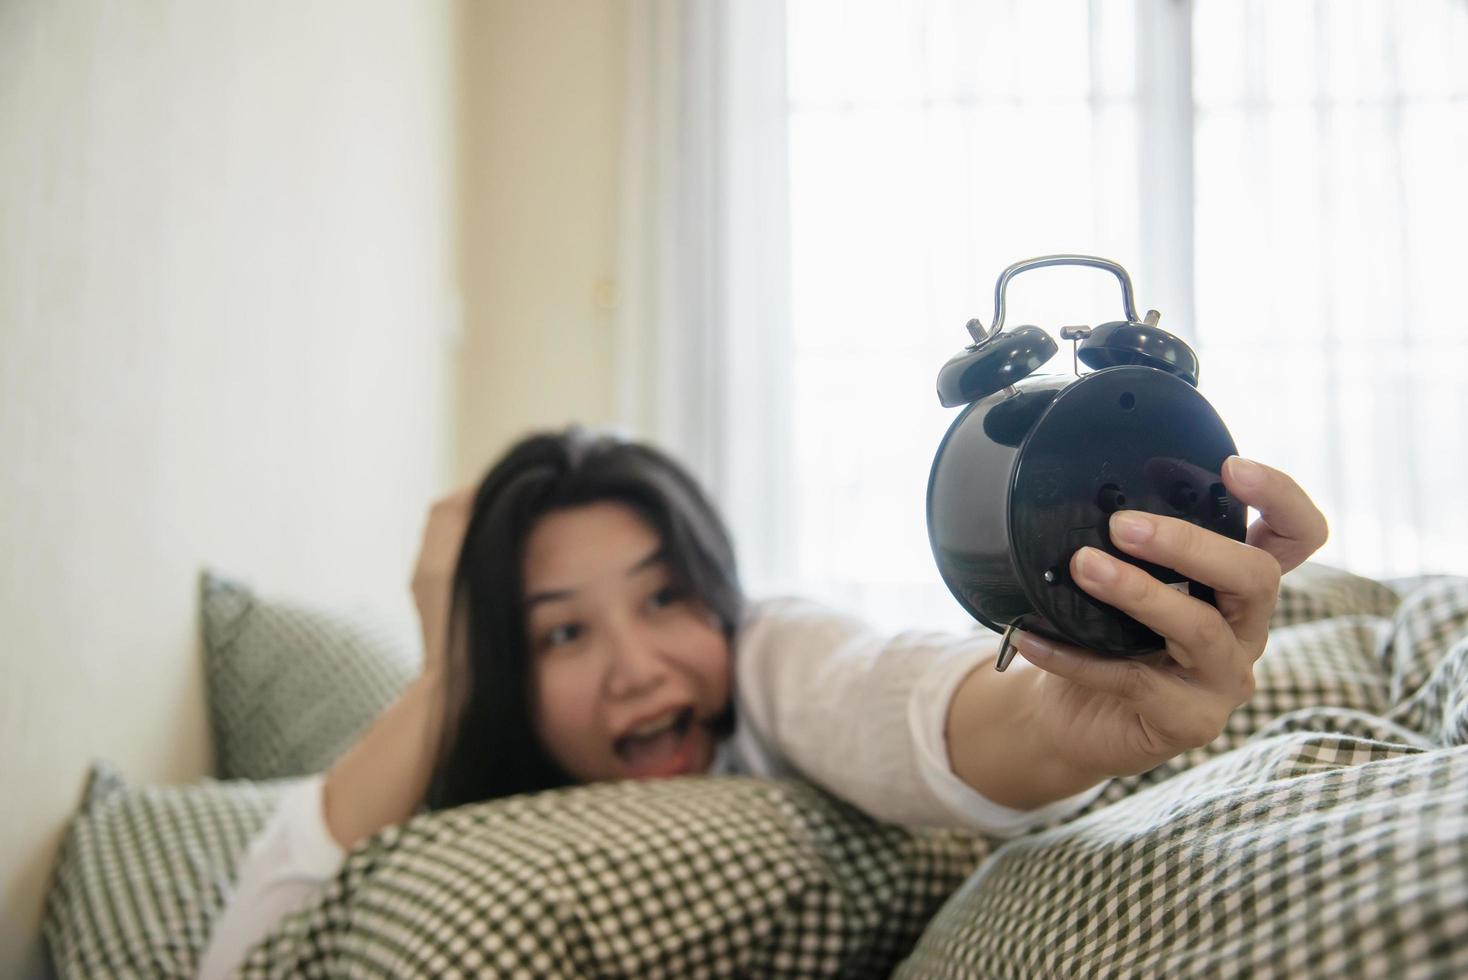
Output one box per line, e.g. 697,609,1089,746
613,707,700,779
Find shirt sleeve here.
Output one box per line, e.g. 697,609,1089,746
730,597,1108,837
196,774,345,980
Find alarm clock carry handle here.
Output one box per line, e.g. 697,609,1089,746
966,254,1142,344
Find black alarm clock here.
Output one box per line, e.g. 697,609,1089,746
926,255,1246,671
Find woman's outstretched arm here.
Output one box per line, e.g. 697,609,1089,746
322,487,475,851
732,600,1108,835
733,457,1325,835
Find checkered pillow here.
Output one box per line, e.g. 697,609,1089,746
896,576,1468,978
43,763,284,979
1384,577,1468,746
1381,577,1468,702
1270,561,1402,629
201,571,420,779
42,770,988,980
237,778,990,978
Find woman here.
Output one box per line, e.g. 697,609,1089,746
200,428,1327,977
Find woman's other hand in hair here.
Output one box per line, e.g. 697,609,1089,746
322,486,479,851
410,486,476,678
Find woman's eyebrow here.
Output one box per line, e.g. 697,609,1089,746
524,587,574,610
625,547,667,577
524,549,667,609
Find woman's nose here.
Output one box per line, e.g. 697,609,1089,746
603,620,667,700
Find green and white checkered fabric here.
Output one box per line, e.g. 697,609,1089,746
1384,577,1468,748
43,568,1468,979
201,571,420,780
43,763,284,979
897,734,1467,978
1269,561,1403,629
896,574,1468,979
234,777,989,978
42,772,988,979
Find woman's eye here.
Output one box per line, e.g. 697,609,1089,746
543,623,583,649
647,586,683,611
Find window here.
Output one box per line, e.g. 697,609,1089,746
772,0,1467,628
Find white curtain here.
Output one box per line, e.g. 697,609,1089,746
613,0,796,593
1191,0,1468,579
619,0,1468,625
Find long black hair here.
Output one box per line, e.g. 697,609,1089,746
424,428,743,810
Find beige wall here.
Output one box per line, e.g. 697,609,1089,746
454,0,628,484
0,1,460,974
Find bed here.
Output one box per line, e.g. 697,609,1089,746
43,565,1468,977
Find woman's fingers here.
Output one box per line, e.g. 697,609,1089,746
411,486,479,675
412,487,477,584
1011,459,1326,767
1101,509,1281,650
1222,456,1329,574
1069,547,1256,688
1106,510,1281,602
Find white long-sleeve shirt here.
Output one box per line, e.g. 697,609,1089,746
198,598,1106,979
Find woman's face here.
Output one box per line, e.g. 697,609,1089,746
522,501,731,784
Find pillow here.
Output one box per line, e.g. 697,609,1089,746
1380,576,1468,712
43,762,285,980
1270,560,1402,629
235,777,990,978
44,767,988,979
200,571,420,780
